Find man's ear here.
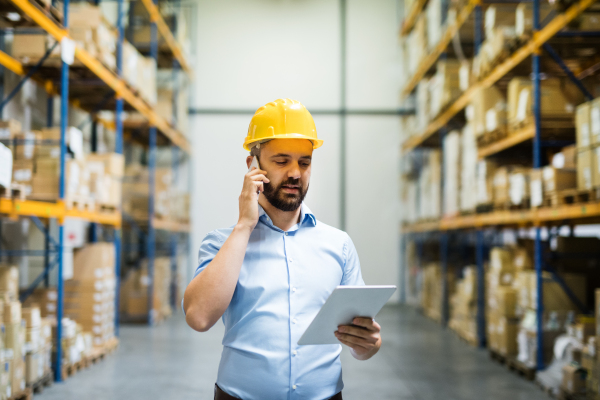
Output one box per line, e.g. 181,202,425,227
246,156,253,169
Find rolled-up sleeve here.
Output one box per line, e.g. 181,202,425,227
182,231,225,313
340,234,365,286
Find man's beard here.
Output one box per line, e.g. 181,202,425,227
263,177,308,212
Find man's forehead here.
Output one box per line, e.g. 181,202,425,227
263,139,313,155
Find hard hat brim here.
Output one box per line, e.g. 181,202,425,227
243,134,323,151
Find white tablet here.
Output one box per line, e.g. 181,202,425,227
298,285,397,345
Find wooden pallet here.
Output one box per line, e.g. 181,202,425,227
8,388,32,400
98,204,119,213
489,348,508,365
27,371,53,394
543,188,600,207
65,196,96,212
509,115,575,132
0,184,27,201
61,359,85,381
493,199,530,212
506,357,536,381
556,387,589,400
477,128,509,147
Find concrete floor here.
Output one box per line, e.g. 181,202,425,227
36,305,550,400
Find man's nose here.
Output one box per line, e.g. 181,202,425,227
287,162,301,179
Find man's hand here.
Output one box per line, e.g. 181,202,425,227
238,167,269,231
335,317,381,361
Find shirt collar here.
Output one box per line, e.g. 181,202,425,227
258,202,317,229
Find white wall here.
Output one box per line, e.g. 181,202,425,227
190,0,401,300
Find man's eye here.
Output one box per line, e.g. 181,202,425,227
275,161,287,165
301,163,310,167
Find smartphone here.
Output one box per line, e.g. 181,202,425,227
248,157,261,194
248,156,260,172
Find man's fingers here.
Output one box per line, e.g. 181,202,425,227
352,317,379,332
249,174,270,183
335,331,374,348
337,326,378,343
253,181,264,193
247,168,267,177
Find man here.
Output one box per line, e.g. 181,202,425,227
184,99,382,400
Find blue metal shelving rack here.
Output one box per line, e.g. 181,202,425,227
0,0,191,383
400,0,599,370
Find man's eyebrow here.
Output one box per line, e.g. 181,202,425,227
270,153,312,159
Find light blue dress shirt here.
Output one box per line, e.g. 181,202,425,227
191,203,364,400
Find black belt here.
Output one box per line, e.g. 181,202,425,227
215,384,343,400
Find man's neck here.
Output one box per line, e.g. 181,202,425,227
258,196,302,232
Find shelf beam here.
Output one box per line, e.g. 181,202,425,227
8,0,190,153
139,0,192,75
401,0,477,97
477,124,535,159
402,201,600,233
401,0,598,153
0,199,121,226
400,0,428,37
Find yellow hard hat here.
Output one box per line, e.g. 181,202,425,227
243,98,323,151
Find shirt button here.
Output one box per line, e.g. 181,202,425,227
289,258,293,263
292,319,297,324
285,232,288,236
293,350,297,356
292,287,297,292
292,385,297,390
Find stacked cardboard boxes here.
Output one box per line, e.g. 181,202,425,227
449,266,478,344
64,243,116,349
421,263,443,322
120,257,173,323
443,130,461,217
429,60,462,120
470,85,507,142
507,77,578,130
0,265,26,396
486,248,520,356
576,97,600,190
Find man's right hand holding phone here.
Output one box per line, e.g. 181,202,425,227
237,165,269,232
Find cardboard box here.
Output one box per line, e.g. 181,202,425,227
4,302,21,325
562,364,587,395
552,145,577,169
11,354,25,395
0,266,18,298
542,166,577,192
86,153,124,177
593,145,600,188
11,33,47,60
496,287,517,318
497,317,519,356
25,352,42,385
22,308,40,329
0,120,21,140
577,148,594,190
574,320,595,344
12,160,33,184
5,323,24,355
577,102,592,149
530,169,543,208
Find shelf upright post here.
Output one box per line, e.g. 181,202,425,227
474,2,482,56
54,0,71,382
476,230,485,348
114,0,124,337
439,127,448,326
147,1,159,325
170,145,178,311
440,232,449,326
45,94,53,288
532,0,545,371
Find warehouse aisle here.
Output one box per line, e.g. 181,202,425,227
36,305,549,400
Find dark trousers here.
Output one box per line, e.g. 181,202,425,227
215,384,343,400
